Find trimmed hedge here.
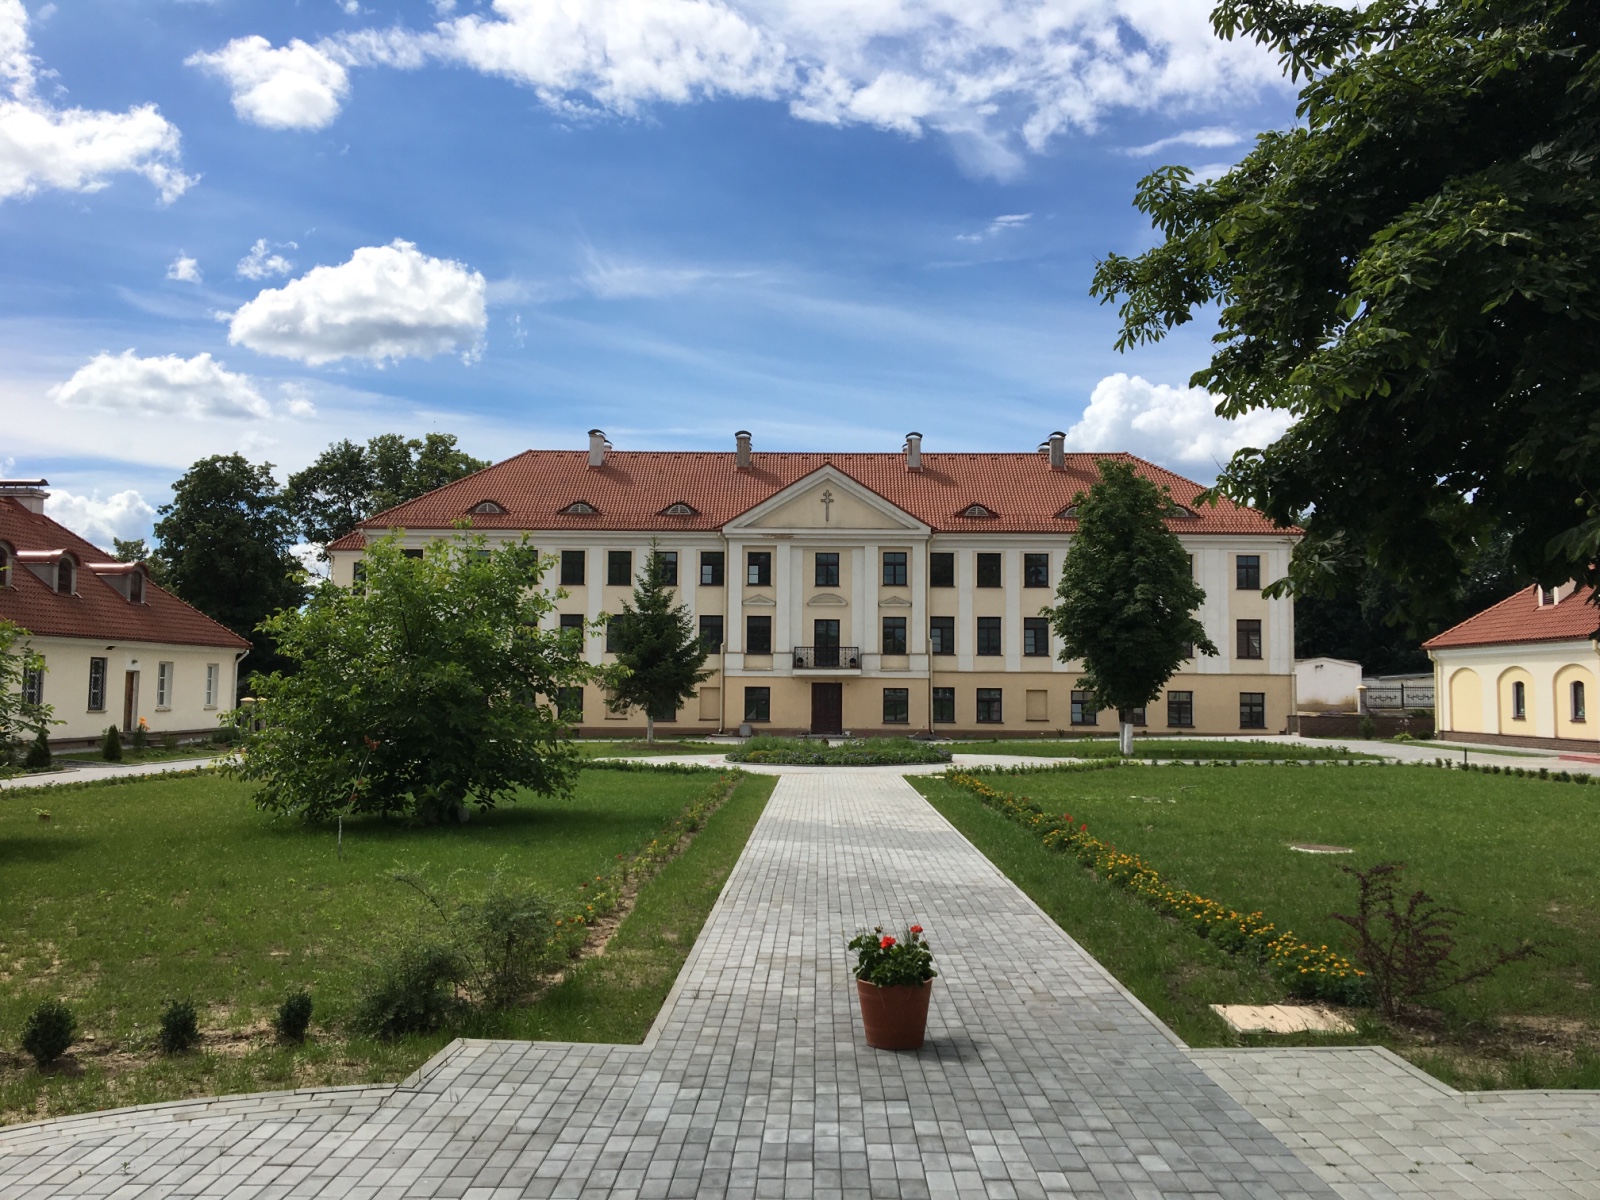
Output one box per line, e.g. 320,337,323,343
728,736,951,766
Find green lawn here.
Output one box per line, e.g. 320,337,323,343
57,746,224,764
572,740,719,757
0,767,773,1122
943,737,1376,760
914,764,1600,1088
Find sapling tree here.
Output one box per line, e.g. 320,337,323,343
1047,460,1217,755
0,619,51,765
608,540,713,743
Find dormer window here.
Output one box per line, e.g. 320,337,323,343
129,570,145,604
470,500,507,515
56,557,75,595
1164,503,1196,518
659,501,697,517
0,542,10,587
561,501,599,516
1055,505,1079,519
1540,586,1557,606
959,503,997,519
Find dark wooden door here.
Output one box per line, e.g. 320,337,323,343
123,671,137,731
810,682,843,734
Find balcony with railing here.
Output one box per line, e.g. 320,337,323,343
791,645,862,671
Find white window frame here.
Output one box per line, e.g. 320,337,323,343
156,661,174,709
204,663,219,709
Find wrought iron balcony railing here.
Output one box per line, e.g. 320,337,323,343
791,645,861,670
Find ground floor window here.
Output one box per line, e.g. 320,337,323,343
1130,707,1147,726
1511,679,1527,720
1071,690,1098,726
557,687,584,720
87,656,107,712
1573,680,1587,722
744,686,771,723
22,663,43,707
1240,692,1266,729
204,663,220,708
882,688,909,724
932,687,955,723
1167,690,1194,727
976,688,1003,723
156,661,174,709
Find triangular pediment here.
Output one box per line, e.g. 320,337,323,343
726,465,927,534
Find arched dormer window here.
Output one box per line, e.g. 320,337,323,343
56,556,75,595
470,500,507,515
128,568,145,604
561,500,599,516
958,503,997,519
1055,504,1079,519
658,501,698,517
0,541,11,587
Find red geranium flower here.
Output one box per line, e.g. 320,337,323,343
880,935,896,948
909,925,923,934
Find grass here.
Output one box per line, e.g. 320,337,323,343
57,745,225,764
913,764,1600,1088
727,736,951,765
942,737,1377,761
0,767,774,1123
572,740,718,758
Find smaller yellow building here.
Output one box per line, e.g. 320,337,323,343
1426,582,1600,752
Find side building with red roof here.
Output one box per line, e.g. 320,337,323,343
327,431,1301,738
1424,582,1600,752
1,481,250,748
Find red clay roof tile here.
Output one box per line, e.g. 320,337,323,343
1423,584,1600,651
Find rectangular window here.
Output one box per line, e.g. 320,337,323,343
1182,641,1195,659
1130,707,1147,726
605,614,627,653
1512,679,1527,720
557,687,584,720
1071,690,1099,726
976,688,1003,723
932,687,956,724
700,551,724,586
559,613,585,641
1573,680,1587,722
744,686,771,723
815,552,840,588
882,551,908,587
813,618,840,648
1236,554,1261,590
882,688,909,724
976,552,1002,588
1023,553,1050,588
882,616,908,655
1022,617,1050,657
976,616,1002,657
699,615,724,651
1167,690,1194,728
560,550,585,586
658,551,679,586
401,548,424,560
1240,692,1267,729
1237,619,1263,660
746,615,772,654
930,616,955,656
746,550,772,586
929,552,955,588
204,663,219,708
87,657,107,712
22,664,43,707
607,549,633,586
156,661,174,708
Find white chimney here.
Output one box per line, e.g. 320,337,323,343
587,429,610,468
0,479,49,514
1048,431,1065,471
904,432,923,471
735,430,752,469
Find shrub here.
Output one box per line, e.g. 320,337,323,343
352,942,466,1039
101,725,123,762
1357,715,1377,739
728,736,951,766
465,880,561,1008
20,999,76,1067
209,725,239,747
131,717,149,752
273,990,313,1043
158,998,200,1053
24,727,52,769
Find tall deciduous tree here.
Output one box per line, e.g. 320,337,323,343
1047,461,1217,755
230,534,601,824
609,542,712,743
1090,0,1600,627
0,619,52,764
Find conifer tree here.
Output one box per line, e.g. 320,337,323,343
609,541,712,743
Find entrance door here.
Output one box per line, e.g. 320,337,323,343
811,682,843,734
813,619,841,669
123,671,138,731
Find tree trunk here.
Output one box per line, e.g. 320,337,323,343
645,711,655,744
1118,712,1134,757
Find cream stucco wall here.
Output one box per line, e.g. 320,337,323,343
1431,639,1600,746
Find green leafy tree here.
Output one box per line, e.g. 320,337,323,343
609,541,713,743
0,619,51,765
229,534,601,824
1047,461,1218,755
1090,0,1600,627
112,537,149,564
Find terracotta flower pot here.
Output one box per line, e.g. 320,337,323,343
855,978,933,1050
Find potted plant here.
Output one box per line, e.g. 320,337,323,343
848,924,936,1050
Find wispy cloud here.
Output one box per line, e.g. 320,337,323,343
1122,126,1244,157
956,213,1031,243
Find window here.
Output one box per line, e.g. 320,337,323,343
883,688,910,724
699,615,724,651
1181,641,1194,659
960,503,996,519
813,619,840,648
1071,690,1099,726
560,550,585,586
815,552,840,588
402,548,425,559
700,551,724,586
1023,553,1050,587
561,501,598,515
605,614,628,653
882,551,908,587
1236,554,1261,590
608,550,633,586
930,552,955,588
976,617,1002,657
930,616,955,656
1512,680,1527,720
1237,619,1263,660
747,550,772,586
128,571,144,604
1541,586,1557,606
1022,617,1050,657
1573,680,1587,722
976,688,1003,723
932,687,956,723
880,616,908,655
204,663,219,708
22,664,43,707
87,657,107,712
559,613,585,644
1130,707,1147,726
976,553,1002,588
56,558,74,594
471,500,506,515
659,502,697,517
744,686,771,723
557,687,584,720
352,561,367,585
0,543,9,587
746,615,772,654
156,662,174,709
1240,692,1267,729
1167,690,1194,728
658,551,679,586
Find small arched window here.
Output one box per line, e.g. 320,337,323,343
470,500,506,515
561,501,599,515
1572,680,1587,722
128,570,145,604
959,503,996,519
659,502,698,517
0,542,11,587
1511,679,1527,720
56,557,75,595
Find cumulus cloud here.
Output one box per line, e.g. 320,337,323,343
237,237,297,280
228,239,487,365
44,488,156,547
187,35,351,131
1063,373,1294,476
49,350,272,419
957,213,1031,242
0,0,193,202
166,253,202,283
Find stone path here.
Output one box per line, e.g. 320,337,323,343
0,756,221,791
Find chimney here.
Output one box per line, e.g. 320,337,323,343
904,432,923,471
587,429,609,468
735,430,752,469
1047,431,1065,471
0,479,49,514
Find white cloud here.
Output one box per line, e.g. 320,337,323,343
187,35,351,131
44,488,156,547
166,253,202,283
0,0,193,202
1063,373,1293,476
1123,125,1244,156
227,239,488,365
49,350,272,419
237,237,297,280
280,382,318,416
957,212,1031,242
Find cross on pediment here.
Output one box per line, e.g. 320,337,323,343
820,489,834,523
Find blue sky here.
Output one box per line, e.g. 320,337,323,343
1,0,1300,548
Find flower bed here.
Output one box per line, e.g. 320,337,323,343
944,771,1367,1004
727,736,951,766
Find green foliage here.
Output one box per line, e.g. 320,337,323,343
1091,0,1600,625
111,537,149,564
272,990,314,1043
0,619,52,764
727,736,951,765
608,541,712,741
227,533,599,824
848,926,937,987
1358,715,1378,740
20,1000,76,1068
24,726,52,769
352,942,465,1039
130,719,148,752
100,725,123,762
158,999,200,1054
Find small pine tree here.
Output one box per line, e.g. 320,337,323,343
24,726,51,769
610,540,713,742
101,725,123,762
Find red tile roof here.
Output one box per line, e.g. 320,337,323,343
328,450,1290,548
0,499,250,650
1423,585,1600,651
